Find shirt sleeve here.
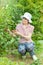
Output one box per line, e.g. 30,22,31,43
16,24,20,31
29,26,34,34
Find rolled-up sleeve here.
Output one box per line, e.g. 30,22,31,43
16,24,20,32
29,26,34,34
16,25,19,31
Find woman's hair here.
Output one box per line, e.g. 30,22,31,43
23,17,29,24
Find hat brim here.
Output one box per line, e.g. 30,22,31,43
21,15,32,23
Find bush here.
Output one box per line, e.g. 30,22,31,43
0,0,43,56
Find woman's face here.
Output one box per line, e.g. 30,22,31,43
22,18,29,25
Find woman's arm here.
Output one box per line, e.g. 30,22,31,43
7,29,32,40
14,30,32,40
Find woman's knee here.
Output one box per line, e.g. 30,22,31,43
18,44,26,55
26,43,34,51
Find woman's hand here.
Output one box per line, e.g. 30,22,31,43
6,29,31,40
12,30,20,35
6,29,16,37
23,36,31,41
12,30,31,40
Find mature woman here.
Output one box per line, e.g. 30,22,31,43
7,12,37,61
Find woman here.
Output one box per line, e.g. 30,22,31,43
7,12,37,61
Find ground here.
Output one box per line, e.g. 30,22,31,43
0,43,43,65
6,43,43,65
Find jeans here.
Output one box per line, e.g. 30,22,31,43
18,42,35,57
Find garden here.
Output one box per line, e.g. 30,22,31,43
0,0,43,65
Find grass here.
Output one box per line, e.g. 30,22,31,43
0,43,43,65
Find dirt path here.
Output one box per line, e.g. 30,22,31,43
6,52,43,65
7,53,34,65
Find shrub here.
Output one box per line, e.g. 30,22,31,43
0,0,43,56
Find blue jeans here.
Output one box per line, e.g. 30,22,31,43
18,42,35,57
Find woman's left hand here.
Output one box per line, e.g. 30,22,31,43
12,30,19,35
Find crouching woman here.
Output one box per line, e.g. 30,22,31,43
7,12,38,61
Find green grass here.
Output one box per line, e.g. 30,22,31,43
0,43,43,65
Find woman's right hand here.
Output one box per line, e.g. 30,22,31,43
7,29,10,32
7,29,16,37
